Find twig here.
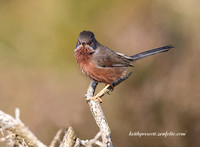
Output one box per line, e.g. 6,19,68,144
50,128,66,147
59,127,77,147
0,108,46,147
79,131,102,147
86,81,112,147
85,72,133,147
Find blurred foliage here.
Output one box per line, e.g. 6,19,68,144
0,0,200,147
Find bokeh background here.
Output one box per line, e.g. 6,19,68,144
0,0,200,147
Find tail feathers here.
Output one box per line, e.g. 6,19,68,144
130,45,174,61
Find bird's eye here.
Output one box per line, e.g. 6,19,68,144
89,42,93,46
78,41,81,45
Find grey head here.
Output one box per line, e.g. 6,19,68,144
76,30,98,49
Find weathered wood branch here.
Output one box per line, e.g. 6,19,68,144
50,128,67,147
0,109,80,147
85,72,133,147
0,108,46,147
59,127,77,147
75,132,102,147
49,127,78,147
85,81,113,147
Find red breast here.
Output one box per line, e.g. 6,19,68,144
75,46,127,84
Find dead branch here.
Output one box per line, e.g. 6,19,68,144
0,109,80,147
85,81,113,147
50,128,67,147
0,108,46,147
77,132,102,147
59,127,77,147
85,72,133,147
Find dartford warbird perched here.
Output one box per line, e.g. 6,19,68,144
74,30,173,102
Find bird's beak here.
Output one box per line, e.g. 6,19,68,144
81,42,86,46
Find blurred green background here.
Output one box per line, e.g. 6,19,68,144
0,0,200,147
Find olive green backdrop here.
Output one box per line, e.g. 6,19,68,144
0,0,199,147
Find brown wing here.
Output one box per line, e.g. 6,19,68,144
93,45,133,68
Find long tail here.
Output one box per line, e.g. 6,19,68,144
130,45,174,61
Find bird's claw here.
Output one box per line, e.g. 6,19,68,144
86,84,113,103
86,96,103,103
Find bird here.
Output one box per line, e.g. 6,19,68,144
74,30,173,102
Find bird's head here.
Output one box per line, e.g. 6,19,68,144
76,30,97,50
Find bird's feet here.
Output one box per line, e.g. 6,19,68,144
87,84,113,102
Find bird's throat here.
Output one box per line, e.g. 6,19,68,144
75,46,94,66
